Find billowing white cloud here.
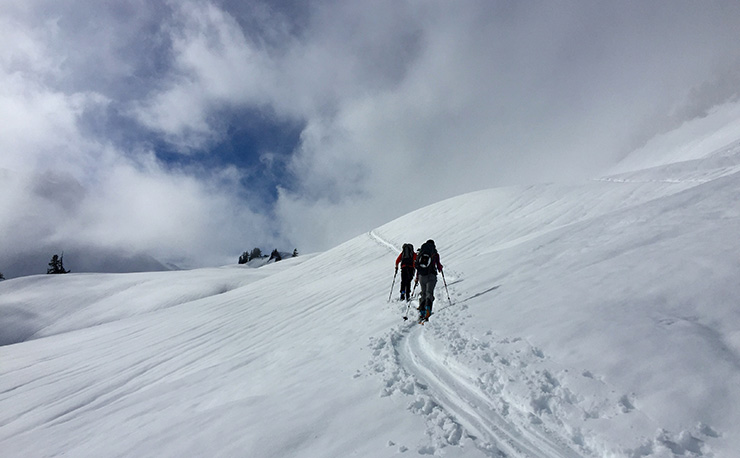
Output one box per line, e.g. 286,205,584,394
0,0,281,273
270,1,740,249
132,1,275,150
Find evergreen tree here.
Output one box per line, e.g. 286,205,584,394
47,254,70,274
238,251,249,264
249,247,262,260
269,249,282,262
0,272,5,280
292,248,298,258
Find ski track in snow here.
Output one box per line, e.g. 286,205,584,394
364,231,718,457
366,231,581,457
369,230,401,253
397,330,581,458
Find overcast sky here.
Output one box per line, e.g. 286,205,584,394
2,0,740,270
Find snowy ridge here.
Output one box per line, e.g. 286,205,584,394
609,100,740,175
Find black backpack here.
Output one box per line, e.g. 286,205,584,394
401,243,414,265
416,242,436,275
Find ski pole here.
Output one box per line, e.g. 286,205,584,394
388,269,398,302
441,270,452,306
402,302,411,320
410,279,418,300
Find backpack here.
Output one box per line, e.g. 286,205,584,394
415,242,436,275
401,243,414,266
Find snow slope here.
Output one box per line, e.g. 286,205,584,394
3,120,740,456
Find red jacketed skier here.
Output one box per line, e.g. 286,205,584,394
395,243,417,301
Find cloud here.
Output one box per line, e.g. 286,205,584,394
0,0,283,272
3,0,740,270
131,1,274,150
271,1,740,249
1,152,276,270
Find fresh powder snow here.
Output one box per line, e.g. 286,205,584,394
3,106,740,456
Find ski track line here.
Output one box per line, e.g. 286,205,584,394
368,230,400,253
371,224,572,456
397,329,583,458
369,230,463,287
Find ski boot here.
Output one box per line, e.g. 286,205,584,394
417,299,427,324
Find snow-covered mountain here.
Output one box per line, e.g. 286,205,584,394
3,106,740,456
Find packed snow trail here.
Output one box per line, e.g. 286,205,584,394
369,230,581,457
398,329,581,458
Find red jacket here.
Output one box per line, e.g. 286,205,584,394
395,252,417,269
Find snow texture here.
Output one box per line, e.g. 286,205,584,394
3,106,740,456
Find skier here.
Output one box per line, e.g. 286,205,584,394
415,239,443,322
395,243,417,301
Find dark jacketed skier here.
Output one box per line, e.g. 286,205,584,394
414,239,443,322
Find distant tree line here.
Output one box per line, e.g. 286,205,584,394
238,247,298,264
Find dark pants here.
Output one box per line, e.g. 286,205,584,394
418,273,437,318
400,266,414,299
